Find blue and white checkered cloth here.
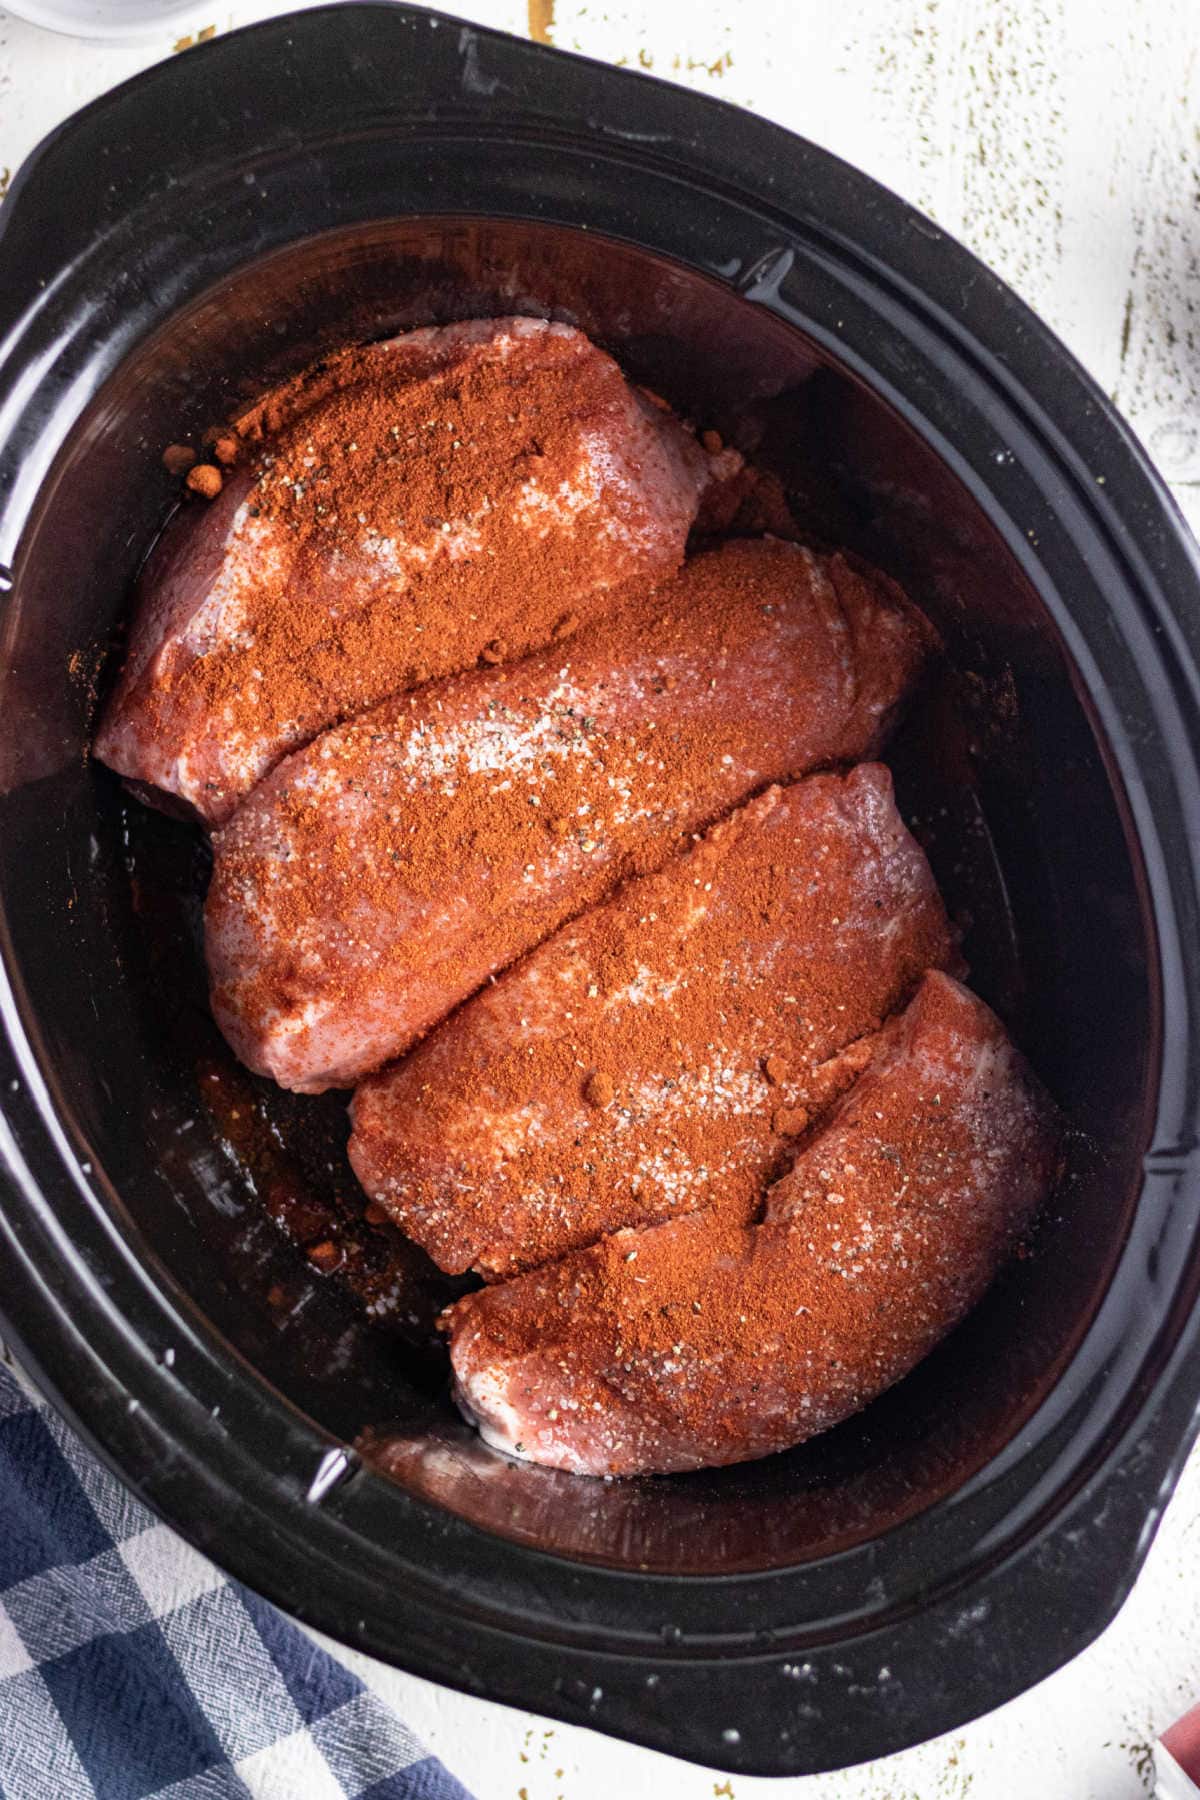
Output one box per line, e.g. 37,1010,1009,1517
0,1355,473,1800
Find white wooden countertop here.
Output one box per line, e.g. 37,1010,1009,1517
3,3,1199,1794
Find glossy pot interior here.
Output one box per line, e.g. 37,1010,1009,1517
0,8,1197,1777
0,209,1152,1565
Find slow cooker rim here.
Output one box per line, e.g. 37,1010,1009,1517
1,5,1199,1776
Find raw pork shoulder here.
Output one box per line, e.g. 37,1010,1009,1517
446,973,1060,1476
95,318,729,823
349,766,956,1278
206,540,932,1092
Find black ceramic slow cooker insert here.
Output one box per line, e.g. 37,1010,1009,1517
2,6,1200,1778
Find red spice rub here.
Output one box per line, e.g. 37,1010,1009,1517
95,318,727,824
205,539,934,1094
349,766,957,1278
445,972,1061,1476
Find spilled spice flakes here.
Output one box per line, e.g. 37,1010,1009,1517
526,0,554,44
173,23,216,51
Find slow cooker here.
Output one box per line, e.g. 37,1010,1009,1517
2,6,1199,1776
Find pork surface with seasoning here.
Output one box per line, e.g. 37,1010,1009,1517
446,972,1061,1476
95,318,732,824
205,539,934,1093
350,766,957,1278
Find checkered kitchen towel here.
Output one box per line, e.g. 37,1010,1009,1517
0,1357,473,1800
